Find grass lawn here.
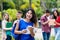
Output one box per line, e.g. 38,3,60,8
50,36,55,40
35,36,55,40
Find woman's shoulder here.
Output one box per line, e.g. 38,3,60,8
19,18,24,21
58,16,60,18
2,20,7,23
20,18,23,20
56,16,60,21
57,16,60,19
14,18,23,23
19,18,25,23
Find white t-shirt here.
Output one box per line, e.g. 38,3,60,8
2,20,7,40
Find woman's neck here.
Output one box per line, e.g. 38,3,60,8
4,18,6,20
25,18,30,22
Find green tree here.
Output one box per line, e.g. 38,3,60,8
57,0,60,8
13,0,24,10
0,12,2,20
3,0,15,10
40,0,57,10
0,0,44,19
3,9,17,21
20,0,43,18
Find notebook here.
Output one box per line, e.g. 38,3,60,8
6,22,13,28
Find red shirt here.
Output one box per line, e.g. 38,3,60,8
55,16,60,28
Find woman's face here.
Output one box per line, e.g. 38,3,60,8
4,14,9,20
54,11,57,17
26,10,33,20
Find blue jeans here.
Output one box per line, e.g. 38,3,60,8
55,27,60,40
6,35,11,40
42,32,50,40
54,28,59,36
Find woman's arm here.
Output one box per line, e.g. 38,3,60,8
28,24,36,37
4,28,12,30
14,22,27,34
28,27,35,37
14,22,22,34
2,20,13,30
55,21,60,25
2,21,11,31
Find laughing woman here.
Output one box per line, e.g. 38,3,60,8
14,8,38,40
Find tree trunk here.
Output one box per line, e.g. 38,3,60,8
40,0,47,10
29,0,32,8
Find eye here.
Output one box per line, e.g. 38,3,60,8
28,12,29,14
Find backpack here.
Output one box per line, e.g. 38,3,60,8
11,21,20,39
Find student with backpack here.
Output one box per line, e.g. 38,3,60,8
11,11,23,40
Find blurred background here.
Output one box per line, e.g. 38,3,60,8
0,0,60,40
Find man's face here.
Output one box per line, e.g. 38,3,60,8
16,13,22,19
46,13,50,16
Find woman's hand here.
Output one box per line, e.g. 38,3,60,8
28,27,33,31
21,30,27,34
28,27,35,37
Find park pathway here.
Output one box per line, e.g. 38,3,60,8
0,28,55,40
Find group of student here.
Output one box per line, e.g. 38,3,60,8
2,8,38,40
2,8,60,40
40,10,60,40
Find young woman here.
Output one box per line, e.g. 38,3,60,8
53,10,59,35
53,10,60,40
2,13,12,40
14,8,38,40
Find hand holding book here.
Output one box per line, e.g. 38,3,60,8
48,19,56,26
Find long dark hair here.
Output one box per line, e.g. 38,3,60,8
53,10,59,19
25,8,37,27
3,13,9,22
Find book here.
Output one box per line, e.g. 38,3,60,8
6,22,13,28
49,19,56,25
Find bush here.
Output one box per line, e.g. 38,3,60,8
0,12,2,20
3,9,17,21
34,7,43,19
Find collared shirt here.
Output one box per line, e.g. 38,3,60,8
40,15,51,33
